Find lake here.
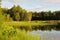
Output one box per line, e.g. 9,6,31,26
28,30,60,40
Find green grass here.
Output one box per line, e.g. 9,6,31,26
0,24,40,40
4,21,58,27
2,20,59,40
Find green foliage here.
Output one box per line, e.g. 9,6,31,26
0,7,3,27
1,3,60,40
0,23,39,40
0,5,39,40
1,5,60,21
24,12,32,21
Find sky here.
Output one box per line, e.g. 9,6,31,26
1,0,60,12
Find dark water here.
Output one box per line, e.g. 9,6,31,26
28,30,60,40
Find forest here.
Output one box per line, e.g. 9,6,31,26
1,5,60,21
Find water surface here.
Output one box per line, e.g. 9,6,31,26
28,30,60,40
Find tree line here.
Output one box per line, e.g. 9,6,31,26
32,11,60,20
1,5,60,21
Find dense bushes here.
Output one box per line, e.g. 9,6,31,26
0,24,39,40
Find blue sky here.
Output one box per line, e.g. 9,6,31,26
1,0,60,12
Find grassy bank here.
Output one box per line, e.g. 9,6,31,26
4,20,59,26
4,20,60,31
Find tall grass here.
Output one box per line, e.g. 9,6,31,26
0,23,40,40
4,21,57,27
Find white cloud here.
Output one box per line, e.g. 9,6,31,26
42,0,60,3
9,0,27,4
9,0,60,3
2,0,60,11
28,3,60,12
